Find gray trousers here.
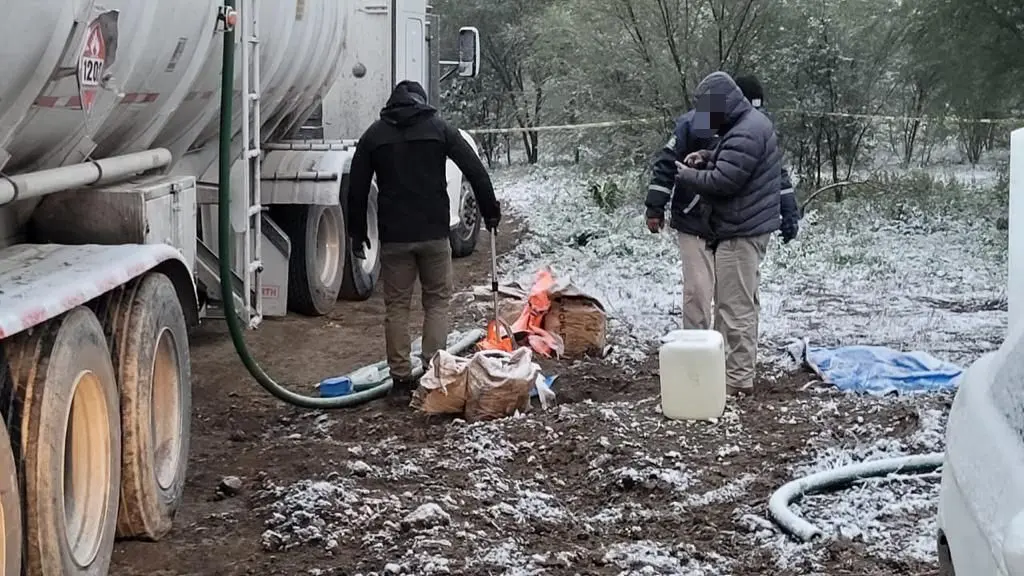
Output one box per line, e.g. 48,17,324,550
380,239,453,380
677,232,770,390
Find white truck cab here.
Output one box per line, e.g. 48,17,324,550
319,1,486,260
938,127,1024,575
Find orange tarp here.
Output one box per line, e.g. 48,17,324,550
479,268,564,358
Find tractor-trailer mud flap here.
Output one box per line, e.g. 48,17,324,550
0,243,197,338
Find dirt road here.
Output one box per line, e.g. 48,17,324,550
111,226,944,575
110,230,518,574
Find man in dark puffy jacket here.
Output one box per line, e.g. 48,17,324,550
644,111,717,329
348,80,501,403
674,71,782,395
734,75,799,243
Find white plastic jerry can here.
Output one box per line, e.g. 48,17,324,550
658,329,726,421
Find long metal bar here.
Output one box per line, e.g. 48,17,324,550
239,0,253,327
0,149,172,205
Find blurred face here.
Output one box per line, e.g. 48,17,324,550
695,91,728,132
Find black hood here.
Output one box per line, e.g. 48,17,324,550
734,75,765,109
380,81,436,127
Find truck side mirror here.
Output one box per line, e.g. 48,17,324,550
457,27,480,78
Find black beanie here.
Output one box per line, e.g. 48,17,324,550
734,75,764,108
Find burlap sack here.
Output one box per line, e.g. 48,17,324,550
489,270,606,358
416,350,470,414
544,297,607,357
464,348,539,422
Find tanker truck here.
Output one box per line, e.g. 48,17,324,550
0,0,482,574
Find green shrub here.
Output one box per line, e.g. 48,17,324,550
587,179,626,212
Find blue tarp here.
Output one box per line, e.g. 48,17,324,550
787,340,963,395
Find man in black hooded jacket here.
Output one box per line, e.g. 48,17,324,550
347,80,501,402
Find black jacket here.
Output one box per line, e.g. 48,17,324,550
347,82,500,245
644,110,716,237
761,110,799,239
675,72,781,240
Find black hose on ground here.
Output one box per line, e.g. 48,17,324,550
768,452,945,541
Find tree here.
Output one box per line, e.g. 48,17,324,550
434,0,1022,172
435,0,564,163
908,0,1023,164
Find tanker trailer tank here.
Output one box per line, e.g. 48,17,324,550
0,0,86,171
0,3,481,575
176,0,357,320
90,1,224,158
153,0,298,169
159,0,347,179
0,1,165,173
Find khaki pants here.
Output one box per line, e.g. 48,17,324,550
380,239,453,381
677,232,770,391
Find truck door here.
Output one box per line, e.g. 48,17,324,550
394,0,427,86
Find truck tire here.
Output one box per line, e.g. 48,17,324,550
938,531,955,575
273,204,346,316
97,274,191,541
340,178,381,301
0,413,22,576
449,179,481,258
2,307,120,576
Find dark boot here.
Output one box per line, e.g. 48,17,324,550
726,384,753,397
388,377,417,407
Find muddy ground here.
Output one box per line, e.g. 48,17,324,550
111,224,946,575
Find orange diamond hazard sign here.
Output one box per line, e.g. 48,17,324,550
78,21,106,112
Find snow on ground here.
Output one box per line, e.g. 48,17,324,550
257,400,751,574
495,167,690,363
482,160,1002,569
257,160,1007,573
492,164,1006,365
257,389,951,574
744,400,950,570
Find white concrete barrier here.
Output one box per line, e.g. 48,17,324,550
1011,128,1024,335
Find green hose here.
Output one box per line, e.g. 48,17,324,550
216,3,480,409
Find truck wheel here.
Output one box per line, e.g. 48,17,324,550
938,531,955,575
2,307,120,576
98,274,191,541
0,413,22,576
273,204,346,316
340,180,381,301
449,179,481,258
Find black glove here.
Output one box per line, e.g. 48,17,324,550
351,237,370,259
781,220,798,243
484,202,501,231
779,187,799,244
